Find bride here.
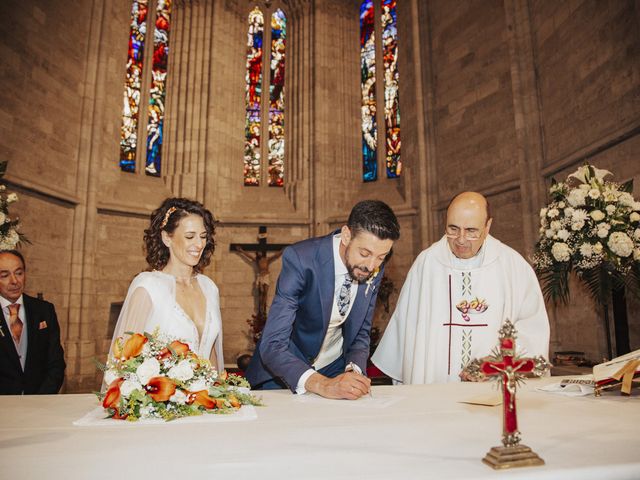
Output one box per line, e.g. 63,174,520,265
107,197,223,372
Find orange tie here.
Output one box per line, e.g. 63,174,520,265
8,303,22,343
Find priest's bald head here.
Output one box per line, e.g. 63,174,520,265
445,192,492,259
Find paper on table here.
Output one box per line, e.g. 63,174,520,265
458,394,502,407
294,393,403,409
73,405,257,427
536,375,595,397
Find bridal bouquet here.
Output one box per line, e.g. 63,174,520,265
532,164,640,304
98,330,261,421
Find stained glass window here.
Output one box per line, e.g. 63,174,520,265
244,7,264,186
360,0,377,182
359,0,402,182
381,0,401,178
119,0,148,172
268,9,286,187
145,0,172,176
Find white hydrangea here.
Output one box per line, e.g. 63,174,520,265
618,192,634,207
136,357,161,385
167,359,194,382
188,379,209,392
590,210,605,221
169,389,189,405
120,379,143,398
567,189,588,207
551,242,571,262
556,229,570,241
607,232,634,257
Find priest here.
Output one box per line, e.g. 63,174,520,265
372,192,549,384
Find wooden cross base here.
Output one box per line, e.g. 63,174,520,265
482,445,545,470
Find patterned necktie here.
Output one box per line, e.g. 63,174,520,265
337,274,353,317
9,303,22,343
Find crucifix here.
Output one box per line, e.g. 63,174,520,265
464,319,550,470
230,226,289,321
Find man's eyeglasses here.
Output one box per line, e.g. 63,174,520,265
445,226,483,240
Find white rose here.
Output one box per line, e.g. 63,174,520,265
618,192,634,207
169,389,189,405
539,208,548,218
588,189,600,199
551,242,571,262
167,359,194,382
120,379,143,398
104,369,119,386
6,193,18,204
557,229,570,241
567,189,587,207
187,379,209,392
136,357,161,385
607,232,634,257
590,210,605,221
596,228,610,238
550,220,562,231
547,208,559,219
579,243,593,257
558,201,566,208
605,205,616,215
593,242,603,254
630,212,640,223
634,228,640,241
634,248,640,261
545,229,554,238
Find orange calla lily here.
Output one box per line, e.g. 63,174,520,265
156,340,191,360
145,376,176,402
227,394,241,408
103,378,124,416
189,390,217,409
117,333,147,360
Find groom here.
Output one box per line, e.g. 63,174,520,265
245,200,400,399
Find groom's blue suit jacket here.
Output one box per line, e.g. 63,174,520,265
245,231,384,392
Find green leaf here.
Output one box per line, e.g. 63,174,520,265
620,179,633,193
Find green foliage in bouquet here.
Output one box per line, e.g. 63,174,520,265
533,164,640,306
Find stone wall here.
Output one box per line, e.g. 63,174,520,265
0,0,638,391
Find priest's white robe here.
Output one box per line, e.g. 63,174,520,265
372,235,550,384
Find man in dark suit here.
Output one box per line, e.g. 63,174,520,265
246,200,400,400
0,250,65,394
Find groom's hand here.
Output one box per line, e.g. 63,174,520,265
305,372,371,400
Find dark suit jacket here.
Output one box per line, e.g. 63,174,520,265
0,294,66,395
245,232,384,391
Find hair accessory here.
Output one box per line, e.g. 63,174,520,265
160,206,177,229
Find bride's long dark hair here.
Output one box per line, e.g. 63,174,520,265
144,197,217,273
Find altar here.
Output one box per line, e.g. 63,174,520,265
1,378,638,479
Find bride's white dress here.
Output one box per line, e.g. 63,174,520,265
108,271,223,368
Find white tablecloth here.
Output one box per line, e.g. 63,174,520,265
0,378,638,479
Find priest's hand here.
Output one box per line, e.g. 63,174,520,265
305,371,371,400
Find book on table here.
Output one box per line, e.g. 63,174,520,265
592,349,640,394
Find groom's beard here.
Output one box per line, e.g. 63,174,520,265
345,260,374,283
